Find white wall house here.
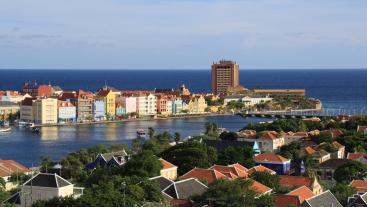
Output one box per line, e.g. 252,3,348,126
223,95,272,107
122,97,137,114
137,93,157,116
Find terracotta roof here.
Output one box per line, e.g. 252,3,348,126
254,153,290,163
180,168,228,184
250,179,272,195
302,117,321,122
304,147,317,155
274,194,301,207
21,97,36,106
308,130,320,136
228,163,248,172
351,180,367,193
0,160,30,177
238,130,257,139
347,153,367,160
357,126,367,133
209,164,248,178
279,175,314,189
329,129,343,138
247,165,276,175
96,89,111,97
332,141,344,149
287,132,309,137
159,158,177,170
287,186,315,203
303,140,318,148
60,92,77,100
260,131,279,140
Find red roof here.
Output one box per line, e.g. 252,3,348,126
254,153,290,163
304,147,317,155
96,89,111,97
180,168,228,184
351,180,367,193
279,175,314,189
209,164,248,178
302,117,321,122
0,160,31,177
287,186,315,203
247,165,276,175
159,158,177,170
250,179,272,195
260,131,279,140
347,153,367,160
329,129,343,138
274,194,301,207
287,132,309,138
332,141,344,149
21,97,36,106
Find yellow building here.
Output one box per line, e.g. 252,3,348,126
0,102,20,120
96,89,116,118
159,158,177,180
186,95,208,114
33,98,58,125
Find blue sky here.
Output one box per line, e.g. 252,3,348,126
0,0,366,69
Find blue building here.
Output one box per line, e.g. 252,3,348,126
172,99,183,114
93,100,106,121
254,153,291,175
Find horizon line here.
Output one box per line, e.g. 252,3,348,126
1,68,367,70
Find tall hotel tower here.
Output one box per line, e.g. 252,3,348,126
211,60,239,95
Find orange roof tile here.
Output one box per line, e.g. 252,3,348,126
274,194,301,207
228,163,248,172
287,186,315,203
250,179,272,195
279,175,313,189
180,168,228,184
304,147,317,155
351,180,367,193
209,164,248,178
332,141,344,149
254,153,290,163
260,131,279,140
347,153,367,160
247,165,276,175
0,160,30,177
159,158,177,170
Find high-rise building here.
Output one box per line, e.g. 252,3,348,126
211,60,239,95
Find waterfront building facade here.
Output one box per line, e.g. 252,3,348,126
77,91,94,122
211,60,239,95
93,100,106,121
172,98,184,114
20,98,36,123
156,95,173,116
223,95,273,108
0,102,20,120
120,96,137,115
187,95,207,114
96,89,115,119
33,98,58,125
58,100,76,123
0,91,32,103
137,93,157,116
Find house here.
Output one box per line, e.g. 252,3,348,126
182,95,207,114
20,97,36,123
357,125,367,134
348,192,367,207
328,129,343,139
347,153,367,165
162,178,207,200
159,158,177,180
285,132,309,145
156,94,173,116
316,159,350,181
96,89,116,118
4,173,83,207
57,100,76,123
85,150,128,170
351,180,367,194
209,163,248,178
118,96,137,115
136,93,157,117
331,141,345,159
250,179,272,195
257,131,285,152
93,99,106,121
246,165,276,176
287,186,316,204
274,186,315,207
172,98,184,114
0,101,20,120
303,147,330,164
149,176,174,192
180,168,228,184
279,175,323,195
254,153,291,175
32,98,58,125
0,160,31,190
0,90,31,103
301,190,342,207
302,117,321,122
238,129,257,140
61,90,95,122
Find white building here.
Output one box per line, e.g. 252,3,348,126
12,173,83,207
58,100,77,123
223,95,272,107
137,93,157,116
121,96,137,114
0,91,31,103
33,98,58,125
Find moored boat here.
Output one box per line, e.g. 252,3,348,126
0,127,11,133
136,129,146,138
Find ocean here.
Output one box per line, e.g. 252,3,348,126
0,69,367,165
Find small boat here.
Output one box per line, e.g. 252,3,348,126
136,129,146,138
0,127,11,133
32,127,40,133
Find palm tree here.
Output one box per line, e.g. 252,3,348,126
174,132,181,144
205,122,218,135
148,127,155,139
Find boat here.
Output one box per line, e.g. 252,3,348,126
0,127,11,133
31,127,41,133
136,129,146,138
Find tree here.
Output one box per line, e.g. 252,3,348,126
124,150,161,177
192,179,274,207
148,127,155,139
174,132,181,144
250,172,280,192
160,141,217,175
217,146,254,168
205,122,218,136
40,156,55,173
332,183,357,206
219,131,238,141
334,160,367,183
311,131,333,144
0,177,5,190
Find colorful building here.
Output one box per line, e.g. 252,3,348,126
93,100,106,121
33,98,58,125
0,102,20,120
254,153,291,175
58,100,76,123
172,98,184,114
182,95,207,114
156,95,173,116
137,93,157,116
119,96,137,115
96,89,115,118
0,91,32,103
20,97,36,123
159,158,178,180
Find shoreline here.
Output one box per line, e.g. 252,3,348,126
33,113,235,128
